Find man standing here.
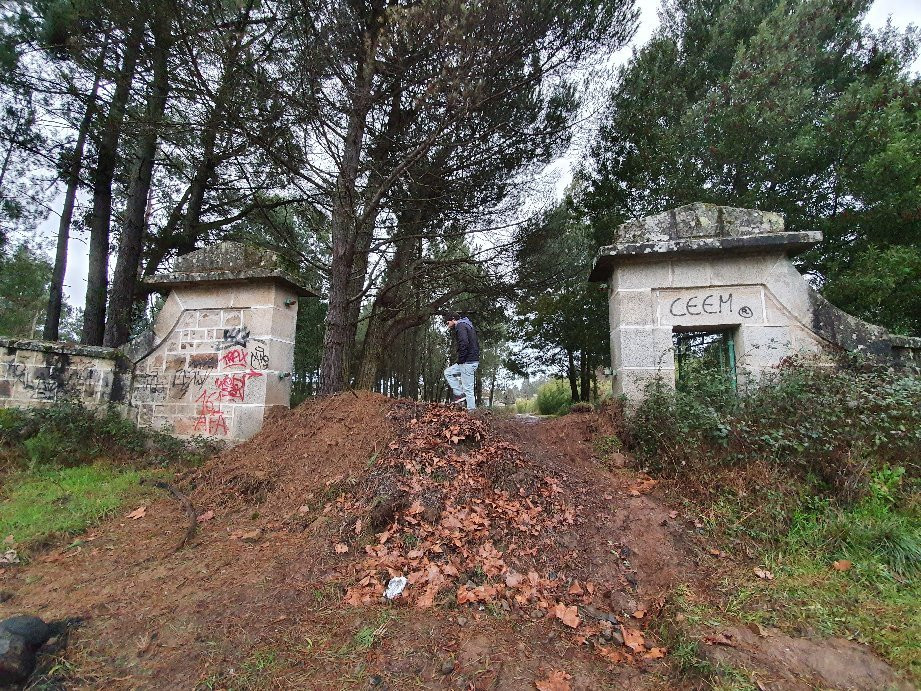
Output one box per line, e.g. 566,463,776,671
443,312,480,410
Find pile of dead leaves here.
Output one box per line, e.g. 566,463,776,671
321,403,667,668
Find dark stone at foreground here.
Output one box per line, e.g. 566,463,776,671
0,616,53,685
0,616,51,647
0,629,35,685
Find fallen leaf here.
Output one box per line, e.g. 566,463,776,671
354,518,362,535
832,559,852,571
668,510,678,519
628,489,641,497
416,587,436,609
643,647,667,660
334,543,349,554
620,625,645,653
746,621,766,637
126,506,146,520
703,632,735,647
597,646,630,664
534,669,572,691
196,510,214,523
554,603,581,628
567,580,583,595
632,609,646,619
505,571,524,588
753,567,774,580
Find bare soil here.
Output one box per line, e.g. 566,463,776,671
0,394,912,690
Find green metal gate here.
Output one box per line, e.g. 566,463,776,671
673,330,738,392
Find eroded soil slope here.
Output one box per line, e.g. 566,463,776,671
0,394,912,690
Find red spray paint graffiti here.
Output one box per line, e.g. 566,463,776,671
214,370,262,403
193,390,228,435
221,347,249,369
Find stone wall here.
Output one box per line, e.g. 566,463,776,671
0,339,120,409
0,242,314,443
591,203,921,400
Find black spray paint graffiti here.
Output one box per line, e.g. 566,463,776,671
669,292,755,319
220,325,251,348
250,345,269,370
171,368,209,397
2,360,100,401
217,324,266,352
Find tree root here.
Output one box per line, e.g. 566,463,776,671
141,479,197,552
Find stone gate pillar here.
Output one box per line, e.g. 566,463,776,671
589,203,920,400
123,242,316,441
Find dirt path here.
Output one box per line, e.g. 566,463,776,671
0,397,912,690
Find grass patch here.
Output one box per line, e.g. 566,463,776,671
0,464,160,550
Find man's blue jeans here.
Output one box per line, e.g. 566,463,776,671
444,362,479,410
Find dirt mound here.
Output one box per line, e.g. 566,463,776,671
0,395,912,690
189,391,395,517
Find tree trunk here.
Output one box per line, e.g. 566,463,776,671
580,347,591,401
104,19,171,347
44,35,109,341
81,18,144,345
319,14,382,394
355,304,386,389
488,365,497,407
567,349,579,401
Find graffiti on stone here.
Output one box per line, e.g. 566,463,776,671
669,293,737,317
214,370,262,403
220,325,252,348
221,347,249,369
170,368,208,398
1,360,101,401
250,345,269,370
193,389,227,435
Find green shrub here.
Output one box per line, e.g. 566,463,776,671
0,399,214,471
535,379,572,416
626,356,921,496
514,398,537,414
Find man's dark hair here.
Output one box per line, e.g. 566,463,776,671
443,311,461,323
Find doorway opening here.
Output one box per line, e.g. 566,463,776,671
673,329,738,393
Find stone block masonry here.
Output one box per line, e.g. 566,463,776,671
0,339,120,408
0,242,316,443
590,203,921,401
124,242,315,442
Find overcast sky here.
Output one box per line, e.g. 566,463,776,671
42,0,920,309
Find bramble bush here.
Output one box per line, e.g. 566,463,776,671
0,399,215,471
626,355,921,498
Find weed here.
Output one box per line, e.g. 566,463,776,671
350,612,391,652
0,399,215,472
627,357,921,497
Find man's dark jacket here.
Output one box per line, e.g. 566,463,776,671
453,317,480,364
